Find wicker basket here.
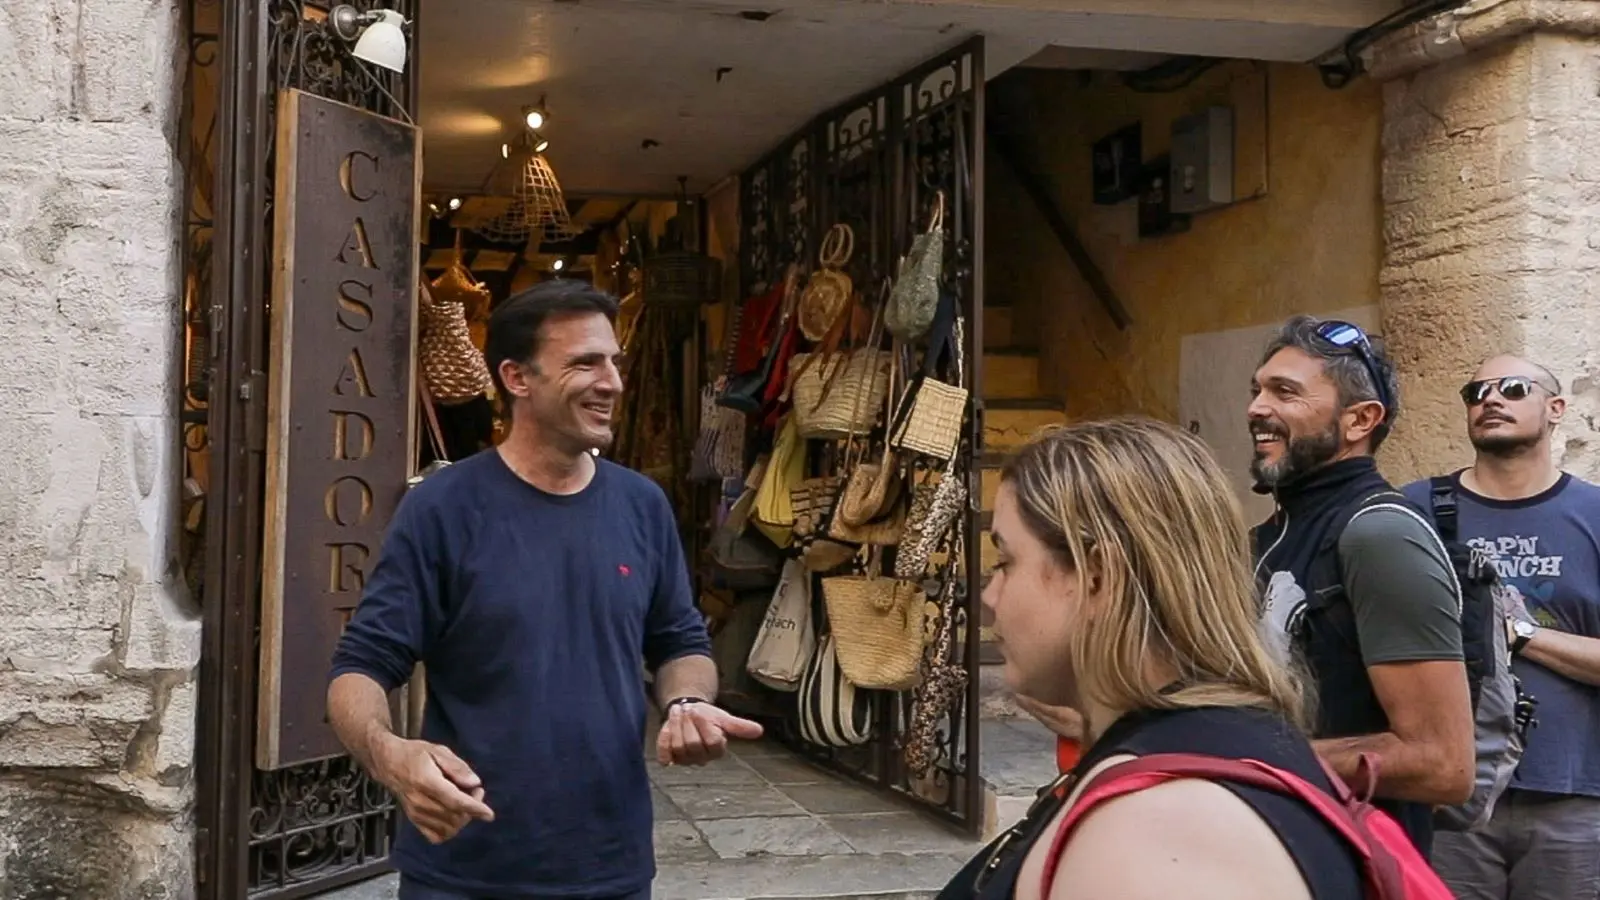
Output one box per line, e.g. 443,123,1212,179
419,295,493,405
789,351,889,440
891,379,968,461
820,573,926,691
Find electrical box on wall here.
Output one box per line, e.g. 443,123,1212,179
1170,105,1234,214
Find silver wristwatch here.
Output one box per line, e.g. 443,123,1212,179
1511,619,1538,655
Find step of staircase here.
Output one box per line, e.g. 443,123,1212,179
981,348,1041,400
982,398,1067,453
983,305,1015,350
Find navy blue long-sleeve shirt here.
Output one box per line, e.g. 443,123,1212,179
329,450,711,898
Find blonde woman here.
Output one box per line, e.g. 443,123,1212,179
938,418,1363,900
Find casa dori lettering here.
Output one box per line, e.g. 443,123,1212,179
259,91,419,767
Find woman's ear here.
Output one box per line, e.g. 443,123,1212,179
1075,546,1111,611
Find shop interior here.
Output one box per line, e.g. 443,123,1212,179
405,0,1007,826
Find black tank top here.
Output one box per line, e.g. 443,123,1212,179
937,706,1363,899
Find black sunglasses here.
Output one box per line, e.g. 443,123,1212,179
1461,376,1548,406
1311,320,1392,420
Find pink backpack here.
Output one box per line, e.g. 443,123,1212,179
1041,753,1453,900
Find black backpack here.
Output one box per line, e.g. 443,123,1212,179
1303,480,1537,831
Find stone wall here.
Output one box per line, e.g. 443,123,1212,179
0,0,196,896
1372,2,1600,483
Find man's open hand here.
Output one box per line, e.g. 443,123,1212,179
656,701,764,766
373,734,495,844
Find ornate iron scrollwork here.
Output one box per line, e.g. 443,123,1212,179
249,757,396,893
267,0,413,118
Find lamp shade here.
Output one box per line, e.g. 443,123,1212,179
352,9,407,72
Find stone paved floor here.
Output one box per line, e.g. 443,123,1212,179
318,716,1054,900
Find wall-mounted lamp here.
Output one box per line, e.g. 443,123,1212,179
330,6,409,73
533,134,550,154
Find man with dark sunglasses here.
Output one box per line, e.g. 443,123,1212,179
1248,315,1475,857
1401,355,1600,900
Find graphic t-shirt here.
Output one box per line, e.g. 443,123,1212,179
1402,472,1600,798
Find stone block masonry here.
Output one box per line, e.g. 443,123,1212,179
1372,0,1600,485
0,0,196,897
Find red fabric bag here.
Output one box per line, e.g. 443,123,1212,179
1041,753,1454,900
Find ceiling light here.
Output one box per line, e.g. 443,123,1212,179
552,259,565,271
525,109,545,130
501,143,510,159
447,197,462,210
534,136,550,154
330,6,409,73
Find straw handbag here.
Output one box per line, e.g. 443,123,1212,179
799,224,855,342
821,548,926,691
418,282,493,405
837,350,905,528
790,298,889,440
890,315,970,461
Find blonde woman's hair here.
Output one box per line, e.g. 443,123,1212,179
1001,416,1306,728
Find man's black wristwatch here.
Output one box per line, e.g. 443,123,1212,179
664,696,707,713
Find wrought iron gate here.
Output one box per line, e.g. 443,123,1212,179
739,38,988,834
190,1,419,897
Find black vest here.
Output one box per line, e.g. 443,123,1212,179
1250,457,1435,856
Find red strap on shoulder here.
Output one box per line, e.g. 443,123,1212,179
1038,753,1403,899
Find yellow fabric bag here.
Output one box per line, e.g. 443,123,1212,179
752,414,806,548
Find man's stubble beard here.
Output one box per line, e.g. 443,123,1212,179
1250,422,1343,489
1470,427,1543,459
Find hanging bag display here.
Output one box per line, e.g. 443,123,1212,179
885,190,944,343
820,548,927,691
797,634,875,748
745,559,817,692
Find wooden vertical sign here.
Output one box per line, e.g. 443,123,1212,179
258,88,421,769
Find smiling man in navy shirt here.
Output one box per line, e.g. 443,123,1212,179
328,278,762,900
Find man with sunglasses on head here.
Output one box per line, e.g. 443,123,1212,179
1400,355,1600,900
1249,315,1475,858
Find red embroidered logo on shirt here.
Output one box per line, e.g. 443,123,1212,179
618,564,631,577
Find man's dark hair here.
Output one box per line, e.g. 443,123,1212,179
1259,314,1401,452
484,278,620,396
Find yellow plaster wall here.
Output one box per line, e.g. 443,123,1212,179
986,62,1384,423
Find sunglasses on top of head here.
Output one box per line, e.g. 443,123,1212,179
1310,320,1392,420
1460,376,1550,406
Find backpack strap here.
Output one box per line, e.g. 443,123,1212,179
1428,475,1459,544
1039,753,1404,900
